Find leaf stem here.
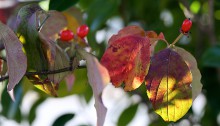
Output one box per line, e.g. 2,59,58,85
0,65,86,82
169,33,183,47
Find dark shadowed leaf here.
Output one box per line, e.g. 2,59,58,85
117,104,138,126
16,4,48,71
174,46,202,100
49,0,79,11
145,48,192,122
202,45,220,67
77,48,110,126
28,98,46,124
0,22,27,91
86,0,119,31
52,113,75,126
101,26,150,91
48,45,70,85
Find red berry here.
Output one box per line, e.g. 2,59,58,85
181,18,192,34
59,29,74,41
77,24,89,38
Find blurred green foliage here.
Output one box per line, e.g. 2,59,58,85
1,0,220,125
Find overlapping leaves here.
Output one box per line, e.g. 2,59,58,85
101,25,202,122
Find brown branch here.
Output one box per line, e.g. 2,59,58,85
0,65,86,82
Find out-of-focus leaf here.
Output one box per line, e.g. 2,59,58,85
62,8,81,34
117,104,138,126
101,26,150,91
78,48,110,126
65,74,75,92
174,46,202,100
145,48,192,122
28,98,46,124
48,45,70,85
16,4,48,71
202,45,220,67
0,22,27,91
1,81,23,122
49,0,79,11
86,0,119,31
52,113,75,126
39,10,67,41
28,75,57,97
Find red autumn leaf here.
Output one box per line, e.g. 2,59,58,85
145,48,192,122
0,22,27,91
101,25,150,91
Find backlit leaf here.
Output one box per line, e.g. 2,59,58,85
174,46,202,100
145,48,192,122
101,26,150,91
28,75,57,97
0,22,27,91
78,48,110,126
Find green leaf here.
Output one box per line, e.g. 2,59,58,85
145,48,193,122
202,45,220,67
52,113,75,126
0,22,27,91
86,0,119,31
1,81,23,122
49,0,79,11
28,98,46,124
117,104,138,126
16,4,48,71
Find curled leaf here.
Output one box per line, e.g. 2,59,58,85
0,22,27,91
174,46,202,100
145,48,192,122
101,25,150,91
78,48,109,126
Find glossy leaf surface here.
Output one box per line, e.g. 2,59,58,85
145,48,192,122
101,26,150,91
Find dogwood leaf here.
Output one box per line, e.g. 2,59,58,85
77,48,110,126
174,46,202,100
0,22,27,91
145,48,192,122
101,25,150,91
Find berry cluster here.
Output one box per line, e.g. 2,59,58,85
59,24,89,42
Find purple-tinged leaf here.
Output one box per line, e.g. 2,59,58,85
174,46,202,100
145,48,192,122
0,22,27,91
65,74,75,92
77,48,110,126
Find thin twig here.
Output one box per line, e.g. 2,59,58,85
169,33,183,47
0,65,86,82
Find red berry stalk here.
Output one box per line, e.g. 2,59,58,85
170,18,192,47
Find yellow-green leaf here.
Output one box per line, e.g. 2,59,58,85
145,48,192,122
